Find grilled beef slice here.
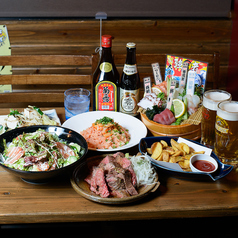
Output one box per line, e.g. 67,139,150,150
104,163,131,198
104,161,138,197
105,173,130,198
124,170,138,196
85,153,138,198
110,189,130,198
113,153,137,187
23,150,48,167
89,166,110,198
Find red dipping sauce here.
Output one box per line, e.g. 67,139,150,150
192,160,215,172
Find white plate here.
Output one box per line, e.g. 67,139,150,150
0,109,61,135
62,111,147,151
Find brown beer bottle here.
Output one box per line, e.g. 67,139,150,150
93,35,120,111
119,42,140,116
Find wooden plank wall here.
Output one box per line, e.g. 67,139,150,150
0,18,232,91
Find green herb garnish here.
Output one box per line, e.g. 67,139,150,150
9,109,20,116
95,116,114,125
33,106,43,115
194,84,203,97
157,92,165,100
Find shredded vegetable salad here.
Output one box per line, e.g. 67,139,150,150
0,105,58,135
0,129,85,171
128,154,157,188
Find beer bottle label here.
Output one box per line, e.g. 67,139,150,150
95,81,117,111
120,88,139,115
123,64,137,75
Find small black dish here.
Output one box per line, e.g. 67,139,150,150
0,125,88,184
139,136,233,181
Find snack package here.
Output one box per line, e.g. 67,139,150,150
165,55,208,95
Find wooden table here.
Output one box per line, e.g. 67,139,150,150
0,107,238,225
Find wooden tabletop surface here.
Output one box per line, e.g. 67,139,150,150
0,107,238,225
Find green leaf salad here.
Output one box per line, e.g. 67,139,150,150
1,129,85,171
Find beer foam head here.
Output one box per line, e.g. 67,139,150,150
203,90,231,111
217,101,238,121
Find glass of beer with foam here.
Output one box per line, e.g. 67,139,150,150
201,90,231,148
215,101,238,165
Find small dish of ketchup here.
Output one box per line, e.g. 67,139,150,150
190,154,218,174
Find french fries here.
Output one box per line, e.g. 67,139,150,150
147,139,205,171
151,142,163,160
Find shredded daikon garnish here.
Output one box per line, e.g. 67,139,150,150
129,154,157,188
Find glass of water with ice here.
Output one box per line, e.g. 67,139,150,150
64,88,91,120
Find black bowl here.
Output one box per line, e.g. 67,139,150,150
0,125,88,184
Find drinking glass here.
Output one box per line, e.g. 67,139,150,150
201,90,231,148
214,101,238,165
64,88,90,120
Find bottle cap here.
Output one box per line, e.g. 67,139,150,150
102,35,112,48
126,42,136,48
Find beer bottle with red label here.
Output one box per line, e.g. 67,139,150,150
119,42,140,116
93,35,120,111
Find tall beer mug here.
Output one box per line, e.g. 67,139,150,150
215,101,238,165
201,90,231,148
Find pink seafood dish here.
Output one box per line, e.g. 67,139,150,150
80,116,130,150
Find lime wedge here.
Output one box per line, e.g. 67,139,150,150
172,99,186,118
